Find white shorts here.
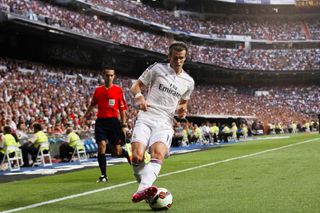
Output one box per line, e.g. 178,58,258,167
131,117,174,150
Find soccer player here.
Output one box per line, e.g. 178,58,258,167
130,42,194,202
83,68,129,182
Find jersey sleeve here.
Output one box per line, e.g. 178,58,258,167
138,63,157,86
118,88,128,111
181,80,195,100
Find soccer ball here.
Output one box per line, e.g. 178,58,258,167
148,188,173,211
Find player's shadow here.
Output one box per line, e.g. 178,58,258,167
105,201,154,212
59,200,154,212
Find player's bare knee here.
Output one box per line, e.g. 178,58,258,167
114,150,122,157
131,142,146,163
113,146,122,156
98,142,106,154
150,142,167,160
132,153,144,164
150,152,164,162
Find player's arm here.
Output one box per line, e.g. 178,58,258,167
119,109,127,126
119,109,127,137
130,79,148,111
176,99,188,118
82,93,97,124
83,104,94,118
118,87,128,134
28,134,37,144
177,78,194,119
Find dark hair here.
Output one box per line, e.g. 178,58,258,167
33,123,43,132
3,126,12,134
169,42,188,56
17,122,24,129
66,128,72,134
103,67,115,72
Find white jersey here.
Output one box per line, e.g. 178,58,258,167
138,63,194,122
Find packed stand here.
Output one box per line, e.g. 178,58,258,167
1,0,320,70
0,58,318,134
189,45,320,71
0,57,319,167
188,85,318,126
307,19,320,40
88,0,310,41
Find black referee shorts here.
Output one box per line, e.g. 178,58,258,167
95,118,125,146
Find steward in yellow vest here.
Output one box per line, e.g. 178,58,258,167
21,123,49,167
59,128,83,162
220,124,232,143
210,123,219,143
0,126,19,161
231,122,238,141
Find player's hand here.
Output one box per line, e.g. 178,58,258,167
121,127,128,144
121,127,127,137
134,95,148,111
176,105,187,118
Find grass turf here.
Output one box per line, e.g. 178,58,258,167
1,133,320,213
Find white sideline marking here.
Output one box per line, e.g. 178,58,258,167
2,137,319,213
170,149,201,154
255,136,290,140
160,137,319,177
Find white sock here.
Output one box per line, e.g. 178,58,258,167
132,161,146,184
137,159,162,192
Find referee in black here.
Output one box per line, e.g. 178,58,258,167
83,68,130,182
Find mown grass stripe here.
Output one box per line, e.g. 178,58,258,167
2,137,319,213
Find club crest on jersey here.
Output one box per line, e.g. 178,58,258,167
109,99,115,106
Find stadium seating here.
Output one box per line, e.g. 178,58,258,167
0,58,318,136
70,141,88,163
0,145,24,172
84,139,98,157
1,0,320,71
33,142,53,167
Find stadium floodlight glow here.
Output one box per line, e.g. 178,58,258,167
48,29,63,35
215,0,295,5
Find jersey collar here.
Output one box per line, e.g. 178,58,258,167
168,63,183,76
104,84,114,90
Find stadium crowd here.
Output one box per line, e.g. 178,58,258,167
88,0,314,41
189,85,319,126
1,0,320,71
0,58,318,139
308,19,320,40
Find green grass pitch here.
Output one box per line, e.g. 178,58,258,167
1,133,320,213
